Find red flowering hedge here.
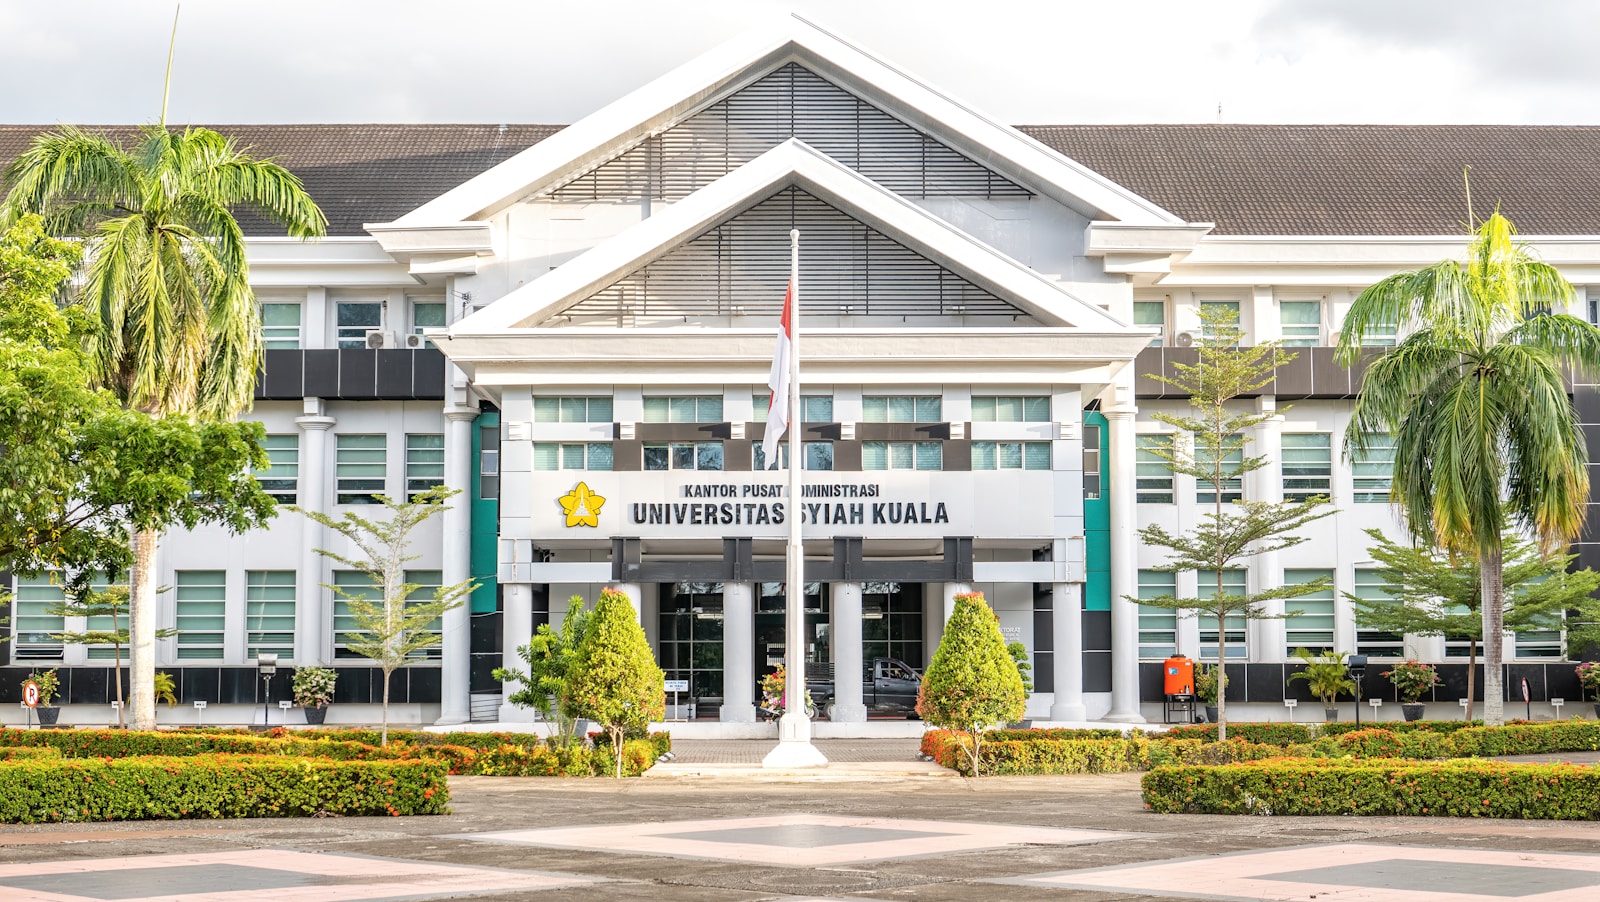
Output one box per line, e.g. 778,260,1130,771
0,746,61,761
921,729,1283,776
1142,758,1600,819
0,754,449,824
0,728,406,761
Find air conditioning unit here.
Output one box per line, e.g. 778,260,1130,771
1175,329,1202,348
364,330,397,349
404,332,427,349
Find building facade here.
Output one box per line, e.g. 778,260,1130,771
4,18,1598,725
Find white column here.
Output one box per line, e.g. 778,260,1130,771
614,583,643,623
437,407,476,725
941,581,972,623
721,581,756,723
1049,582,1086,721
922,583,943,668
1254,400,1286,663
498,583,534,722
294,404,335,665
1106,405,1145,722
830,581,867,722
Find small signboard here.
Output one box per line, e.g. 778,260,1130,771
664,679,690,693
279,701,293,710
21,681,39,709
1521,678,1531,703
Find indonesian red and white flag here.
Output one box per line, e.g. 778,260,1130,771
761,279,795,468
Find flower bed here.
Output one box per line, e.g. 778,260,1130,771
0,754,449,824
1142,758,1600,819
0,746,61,761
1159,723,1315,745
922,729,1285,776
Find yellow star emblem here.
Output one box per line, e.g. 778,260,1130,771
558,481,605,528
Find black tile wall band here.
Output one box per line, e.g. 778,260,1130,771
257,349,446,401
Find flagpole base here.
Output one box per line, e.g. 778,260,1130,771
762,712,829,768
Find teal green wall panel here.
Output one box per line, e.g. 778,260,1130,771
1083,410,1111,611
469,411,500,614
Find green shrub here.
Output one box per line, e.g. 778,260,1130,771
0,746,61,761
1160,723,1314,746
569,588,666,778
0,755,449,823
916,593,1027,776
1317,720,1480,737
0,728,405,761
1451,720,1600,757
1142,759,1600,819
1333,728,1406,759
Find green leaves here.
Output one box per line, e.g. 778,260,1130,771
565,588,666,777
494,598,591,749
916,593,1026,776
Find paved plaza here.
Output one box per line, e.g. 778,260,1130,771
2,741,1599,901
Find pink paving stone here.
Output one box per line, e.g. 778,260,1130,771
460,813,1138,867
0,849,600,902
996,842,1600,901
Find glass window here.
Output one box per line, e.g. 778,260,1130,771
1282,433,1332,502
1195,437,1244,504
533,397,613,423
1515,613,1565,659
335,301,382,348
1137,570,1177,660
261,303,301,350
1283,569,1335,655
252,434,299,504
972,441,1050,470
1136,434,1174,503
1361,315,1399,347
1279,300,1322,346
754,395,832,424
12,577,65,660
971,396,1050,422
1082,423,1102,500
246,571,296,660
644,442,723,471
479,424,500,501
174,570,226,660
411,302,446,333
753,441,833,471
1352,568,1405,658
1197,569,1247,660
1352,433,1395,503
333,569,442,661
405,434,444,500
643,396,723,423
533,442,612,471
862,441,942,470
335,434,386,505
862,396,941,423
1133,300,1166,347
1200,300,1241,342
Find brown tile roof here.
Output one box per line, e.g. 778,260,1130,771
5,123,1600,236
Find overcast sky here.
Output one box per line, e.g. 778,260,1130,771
5,0,1600,126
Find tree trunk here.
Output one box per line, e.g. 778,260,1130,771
129,527,160,731
1480,549,1505,726
1215,634,1227,742
113,641,125,730
1465,638,1477,723
381,668,392,746
613,727,624,779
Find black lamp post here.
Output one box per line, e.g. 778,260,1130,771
257,653,278,730
1348,655,1368,727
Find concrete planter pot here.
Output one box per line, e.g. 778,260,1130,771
1401,703,1425,722
36,706,60,726
304,706,327,725
1203,705,1219,723
1323,707,1340,722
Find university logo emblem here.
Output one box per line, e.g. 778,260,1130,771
558,481,605,528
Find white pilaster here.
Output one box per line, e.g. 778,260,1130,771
614,583,643,623
498,583,535,722
721,581,757,723
830,581,867,722
1254,399,1286,663
294,402,335,665
1048,581,1087,721
1105,403,1145,722
922,583,943,668
436,407,476,725
941,581,973,623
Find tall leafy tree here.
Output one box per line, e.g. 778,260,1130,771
1337,212,1600,725
567,588,665,778
1134,306,1333,739
294,487,474,746
2,124,325,729
494,597,592,749
915,592,1026,776
1347,528,1600,719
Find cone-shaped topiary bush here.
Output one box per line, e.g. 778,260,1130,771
916,592,1026,776
567,588,666,777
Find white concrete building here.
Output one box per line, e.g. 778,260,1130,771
4,18,1597,726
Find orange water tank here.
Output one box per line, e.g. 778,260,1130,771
1163,655,1194,696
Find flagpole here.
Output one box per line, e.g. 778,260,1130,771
765,228,827,768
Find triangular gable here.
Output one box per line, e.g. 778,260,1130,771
451,140,1138,336
382,15,1182,231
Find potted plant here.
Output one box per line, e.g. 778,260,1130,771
292,666,337,725
1384,660,1439,722
1576,661,1600,719
1194,663,1221,723
25,669,61,726
1287,648,1356,722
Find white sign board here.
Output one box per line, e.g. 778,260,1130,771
664,679,690,693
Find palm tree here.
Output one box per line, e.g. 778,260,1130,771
1337,212,1600,726
2,124,325,729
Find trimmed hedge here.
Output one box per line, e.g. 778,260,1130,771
0,746,61,761
0,754,449,823
1317,720,1481,737
922,730,1286,776
0,728,406,761
1451,721,1600,757
1159,723,1315,746
1142,758,1600,819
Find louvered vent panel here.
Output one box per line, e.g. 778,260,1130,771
560,187,1028,324
548,63,1030,201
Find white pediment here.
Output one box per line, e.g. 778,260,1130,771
372,16,1185,236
